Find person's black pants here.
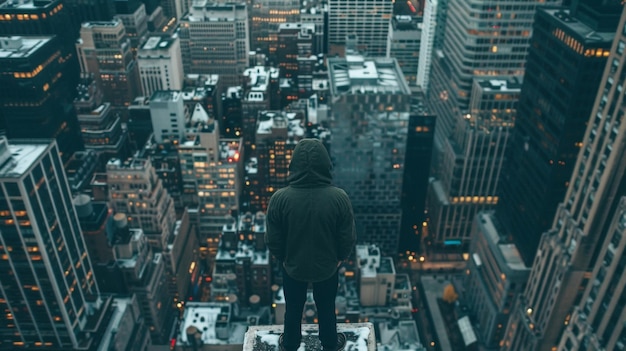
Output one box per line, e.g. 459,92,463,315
282,266,338,351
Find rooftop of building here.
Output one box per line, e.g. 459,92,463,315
214,241,269,266
150,90,181,102
185,1,246,22
0,0,58,10
0,36,51,59
0,138,50,178
476,212,528,272
106,157,150,171
328,55,411,96
177,302,248,347
278,22,315,32
81,20,122,28
139,34,176,52
543,8,616,43
356,245,395,277
256,110,305,138
98,297,134,351
391,15,420,31
243,66,279,93
243,323,376,351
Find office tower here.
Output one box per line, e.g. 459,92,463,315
356,245,396,307
248,0,300,58
74,194,115,265
138,137,184,209
250,110,304,212
163,209,199,300
424,0,557,249
113,0,148,53
429,0,561,139
0,36,83,161
127,96,153,151
149,90,186,143
399,100,435,255
76,20,141,108
387,15,420,86
99,296,151,351
0,0,79,86
327,55,411,255
221,86,243,138
427,78,519,249
497,4,618,266
417,0,437,91
137,34,184,97
502,4,626,350
464,212,529,348
75,77,131,164
106,156,176,250
276,23,315,80
65,150,99,194
241,66,280,150
179,1,249,87
178,121,243,242
64,0,116,27
300,1,328,54
327,0,392,56
0,138,110,349
110,224,175,344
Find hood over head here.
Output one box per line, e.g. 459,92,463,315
288,138,332,187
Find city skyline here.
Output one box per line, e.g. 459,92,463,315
0,0,625,350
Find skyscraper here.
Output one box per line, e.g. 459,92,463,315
327,0,393,56
425,0,562,249
248,0,300,58
497,3,617,265
503,4,626,350
327,55,411,255
76,20,141,108
179,1,249,87
417,0,438,92
137,34,184,97
0,36,83,161
387,15,420,86
0,138,109,349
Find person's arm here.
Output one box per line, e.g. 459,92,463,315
265,193,286,261
336,191,356,261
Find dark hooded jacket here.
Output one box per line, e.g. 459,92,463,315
265,138,356,282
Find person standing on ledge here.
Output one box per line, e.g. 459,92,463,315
266,138,356,351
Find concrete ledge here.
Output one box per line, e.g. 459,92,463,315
243,323,376,351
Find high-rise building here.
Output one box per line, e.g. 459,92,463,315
250,110,305,212
127,96,153,150
74,77,131,164
0,138,110,349
464,211,529,348
399,96,435,255
137,34,184,97
106,156,177,251
502,4,626,350
113,1,148,54
0,36,83,161
387,15,420,86
356,245,396,307
327,0,393,56
426,0,562,249
179,1,249,87
497,3,617,266
327,55,411,255
149,90,186,143
0,0,79,86
248,0,300,58
300,1,328,55
76,20,141,107
417,0,437,91
426,78,519,249
178,121,243,243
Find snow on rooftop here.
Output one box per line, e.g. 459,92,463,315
178,302,233,345
190,103,210,123
243,323,376,351
0,141,48,179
